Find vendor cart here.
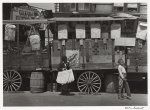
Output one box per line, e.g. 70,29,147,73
3,15,147,94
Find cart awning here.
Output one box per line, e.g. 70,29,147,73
111,13,138,19
3,16,137,24
51,16,137,22
3,19,55,24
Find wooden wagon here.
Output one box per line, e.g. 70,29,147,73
3,16,147,93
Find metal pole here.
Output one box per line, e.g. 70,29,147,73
81,40,85,68
47,24,53,92
112,39,115,68
10,3,13,20
125,47,128,71
47,24,52,70
17,24,21,69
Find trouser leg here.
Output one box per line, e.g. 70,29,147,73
61,84,65,94
65,84,70,94
124,80,131,97
118,77,124,98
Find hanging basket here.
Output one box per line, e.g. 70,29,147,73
29,34,41,51
28,26,41,51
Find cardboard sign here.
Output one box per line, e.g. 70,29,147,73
111,24,121,39
76,24,85,39
91,23,101,38
136,22,147,40
58,24,68,39
5,24,16,41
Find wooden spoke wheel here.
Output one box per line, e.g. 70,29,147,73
77,71,101,94
3,70,22,92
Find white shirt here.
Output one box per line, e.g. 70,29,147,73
118,65,126,79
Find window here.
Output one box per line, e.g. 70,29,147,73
78,3,90,11
127,3,138,12
70,3,76,12
122,20,136,38
114,3,124,12
114,7,124,12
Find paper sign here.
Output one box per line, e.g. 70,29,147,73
136,22,147,40
115,38,136,46
91,24,101,38
58,24,68,39
5,24,16,41
111,24,121,39
76,24,85,39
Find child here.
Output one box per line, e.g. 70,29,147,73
118,59,131,100
58,56,70,95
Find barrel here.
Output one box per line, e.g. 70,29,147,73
30,72,45,93
104,74,118,93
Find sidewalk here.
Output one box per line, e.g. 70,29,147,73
3,92,147,106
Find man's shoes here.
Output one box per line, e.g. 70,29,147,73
65,92,71,96
60,92,65,95
118,97,124,100
125,96,131,100
118,94,124,100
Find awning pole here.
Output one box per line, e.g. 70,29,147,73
47,24,52,71
17,24,21,69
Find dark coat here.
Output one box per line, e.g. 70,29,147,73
58,62,70,71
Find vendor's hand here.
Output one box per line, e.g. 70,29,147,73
62,68,66,71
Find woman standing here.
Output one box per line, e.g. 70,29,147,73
58,56,70,95
118,59,131,100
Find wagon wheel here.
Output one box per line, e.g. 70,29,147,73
3,70,22,92
77,71,101,94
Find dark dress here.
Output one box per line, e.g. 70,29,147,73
58,62,70,95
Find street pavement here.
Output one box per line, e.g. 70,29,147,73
3,92,147,106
